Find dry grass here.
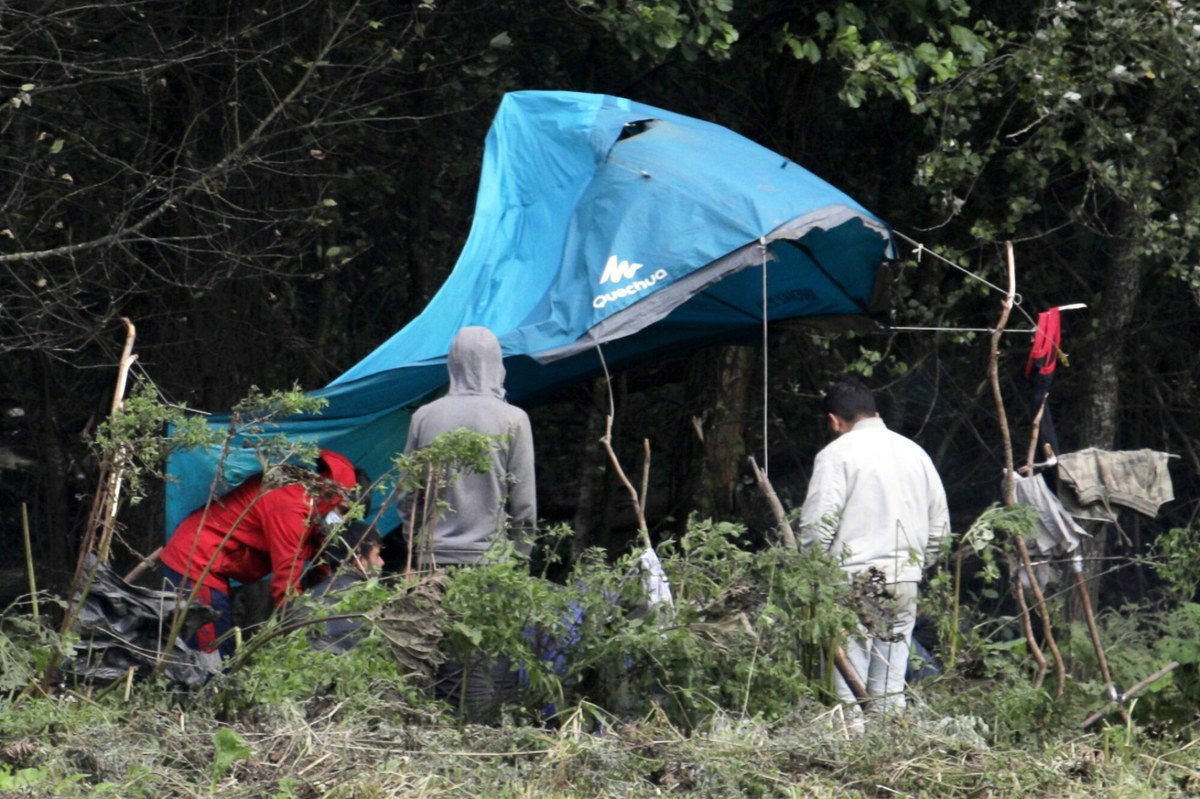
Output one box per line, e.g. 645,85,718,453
3,677,1200,798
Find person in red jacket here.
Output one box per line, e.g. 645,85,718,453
159,449,359,657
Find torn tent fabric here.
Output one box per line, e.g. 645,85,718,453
165,90,896,536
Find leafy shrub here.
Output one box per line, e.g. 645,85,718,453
220,575,435,720
1149,525,1200,601
434,516,860,729
0,602,71,700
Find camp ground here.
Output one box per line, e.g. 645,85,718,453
7,3,1200,794
145,87,1178,712
8,84,1173,697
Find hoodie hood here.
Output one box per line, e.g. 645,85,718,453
317,449,358,492
447,326,506,399
315,449,358,516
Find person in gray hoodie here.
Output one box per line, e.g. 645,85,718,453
399,326,537,719
399,325,537,568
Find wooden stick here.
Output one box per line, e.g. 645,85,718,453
747,455,797,550
601,415,651,547
946,545,963,671
123,546,162,584
989,243,1066,695
122,666,135,702
97,317,139,564
1012,571,1048,688
639,438,650,514
1081,660,1179,729
1032,384,1124,720
61,318,138,641
21,502,38,620
833,646,870,707
1013,528,1067,695
990,244,1017,508
1073,564,1129,724
1023,395,1048,475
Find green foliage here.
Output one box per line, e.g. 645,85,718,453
961,502,1037,584
905,0,1200,280
1049,604,1197,730
986,678,1058,741
435,517,861,728
575,0,738,62
438,550,577,718
0,684,119,741
655,523,859,720
922,503,1048,682
210,727,252,778
1154,603,1200,669
0,763,51,790
1148,525,1200,600
4,531,1200,795
91,380,327,524
90,377,220,506
232,383,329,421
393,427,515,565
1151,603,1200,713
964,502,1037,546
778,1,995,110
392,427,500,494
224,577,421,714
228,384,331,473
0,603,73,699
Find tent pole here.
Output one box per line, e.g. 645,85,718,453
760,238,769,476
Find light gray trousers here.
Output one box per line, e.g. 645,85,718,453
833,580,919,721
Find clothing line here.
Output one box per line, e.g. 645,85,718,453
891,230,1088,334
895,230,1016,301
886,325,1037,334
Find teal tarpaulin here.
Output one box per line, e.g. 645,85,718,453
165,90,895,535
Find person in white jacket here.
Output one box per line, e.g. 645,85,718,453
799,377,949,722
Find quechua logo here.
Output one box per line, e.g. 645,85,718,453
599,255,644,284
593,255,668,309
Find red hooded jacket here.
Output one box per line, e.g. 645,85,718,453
160,450,357,606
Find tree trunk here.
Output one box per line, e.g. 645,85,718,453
671,346,753,527
31,352,74,595
1066,216,1145,620
570,377,611,563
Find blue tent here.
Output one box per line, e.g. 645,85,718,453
165,90,895,534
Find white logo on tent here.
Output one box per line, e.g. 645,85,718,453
592,268,669,309
599,255,644,285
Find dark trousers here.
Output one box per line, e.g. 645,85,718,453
159,565,235,658
434,655,519,722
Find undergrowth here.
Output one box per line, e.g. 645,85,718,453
2,672,1199,798
4,515,1200,797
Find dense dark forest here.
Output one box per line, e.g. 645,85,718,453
3,0,1199,617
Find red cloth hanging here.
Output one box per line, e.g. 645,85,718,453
1025,308,1061,378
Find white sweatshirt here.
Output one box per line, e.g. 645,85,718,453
799,417,949,583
